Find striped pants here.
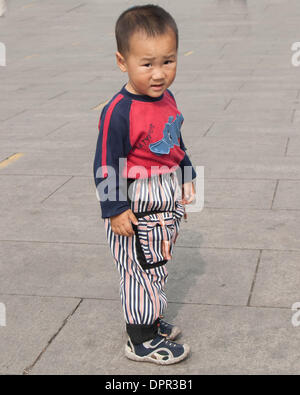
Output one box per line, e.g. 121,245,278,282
104,171,185,344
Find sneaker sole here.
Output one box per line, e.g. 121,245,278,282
125,343,190,365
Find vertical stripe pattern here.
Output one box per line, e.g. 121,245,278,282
104,171,184,325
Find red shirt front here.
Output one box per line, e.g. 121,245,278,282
93,85,196,218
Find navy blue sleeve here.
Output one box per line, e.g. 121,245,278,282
177,133,197,185
167,89,197,184
93,98,132,218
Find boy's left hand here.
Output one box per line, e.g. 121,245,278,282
179,181,195,205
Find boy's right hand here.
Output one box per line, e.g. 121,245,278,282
110,209,139,237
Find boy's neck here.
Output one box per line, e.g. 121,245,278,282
122,84,165,102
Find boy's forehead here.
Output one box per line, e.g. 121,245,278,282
127,29,177,57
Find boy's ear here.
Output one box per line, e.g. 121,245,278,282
116,51,127,72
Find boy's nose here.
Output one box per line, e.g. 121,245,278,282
152,68,165,80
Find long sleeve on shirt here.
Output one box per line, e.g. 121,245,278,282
177,132,197,185
93,96,132,218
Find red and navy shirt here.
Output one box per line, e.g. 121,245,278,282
93,85,196,219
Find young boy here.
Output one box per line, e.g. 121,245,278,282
93,4,196,365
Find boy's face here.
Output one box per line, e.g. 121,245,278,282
116,29,177,98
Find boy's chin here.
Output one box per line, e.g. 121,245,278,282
147,87,166,98
128,84,168,98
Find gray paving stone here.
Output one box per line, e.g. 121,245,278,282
0,151,93,176
0,241,119,299
0,203,107,244
181,119,217,136
169,304,300,375
208,120,299,137
176,95,230,111
40,176,99,210
192,154,300,180
294,110,300,123
178,208,300,251
250,250,300,308
183,135,287,157
29,299,128,375
286,137,300,157
0,112,86,137
0,175,72,207
30,300,300,375
273,180,300,210
0,104,29,122
222,108,292,123
167,247,259,306
0,295,79,375
203,179,277,209
0,121,100,153
180,112,216,125
225,96,298,111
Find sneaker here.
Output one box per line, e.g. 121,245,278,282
158,318,181,340
125,335,190,365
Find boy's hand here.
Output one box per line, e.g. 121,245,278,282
179,181,196,205
110,209,139,237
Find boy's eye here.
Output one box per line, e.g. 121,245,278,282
164,60,174,65
143,63,151,68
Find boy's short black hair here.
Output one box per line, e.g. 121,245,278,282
115,4,178,56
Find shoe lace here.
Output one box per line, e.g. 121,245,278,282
164,339,177,348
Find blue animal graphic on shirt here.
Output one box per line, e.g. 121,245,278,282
149,113,184,156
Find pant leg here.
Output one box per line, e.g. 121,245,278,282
104,218,168,343
103,171,183,344
104,217,168,324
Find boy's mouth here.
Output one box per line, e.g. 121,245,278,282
151,83,164,91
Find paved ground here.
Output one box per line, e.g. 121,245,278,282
0,0,300,375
